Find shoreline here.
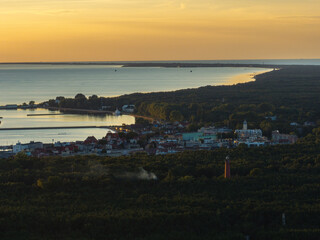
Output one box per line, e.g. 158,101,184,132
0,65,275,106
227,68,275,85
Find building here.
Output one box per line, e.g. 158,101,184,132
265,116,277,121
235,120,262,140
243,120,248,130
13,141,43,153
272,130,298,144
182,132,204,141
198,126,217,135
182,132,217,142
83,136,98,145
234,120,267,147
122,105,135,113
304,121,316,127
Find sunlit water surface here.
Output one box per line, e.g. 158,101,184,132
0,109,134,145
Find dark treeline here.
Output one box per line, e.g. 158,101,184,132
1,131,320,239
45,66,320,136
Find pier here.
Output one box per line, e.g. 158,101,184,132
0,126,117,131
27,113,64,116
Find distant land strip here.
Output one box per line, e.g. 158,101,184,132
121,63,280,68
0,62,286,68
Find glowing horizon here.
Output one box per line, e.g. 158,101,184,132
1,0,320,62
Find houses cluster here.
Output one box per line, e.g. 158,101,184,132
0,120,299,158
6,131,143,158
234,120,298,147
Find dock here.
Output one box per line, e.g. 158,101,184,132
0,126,117,131
27,113,64,116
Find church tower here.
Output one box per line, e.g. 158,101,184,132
243,120,248,130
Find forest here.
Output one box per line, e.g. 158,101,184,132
8,65,319,239
1,129,320,239
45,65,320,136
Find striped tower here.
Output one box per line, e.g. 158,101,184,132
225,156,231,178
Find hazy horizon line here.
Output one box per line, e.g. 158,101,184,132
1,58,320,64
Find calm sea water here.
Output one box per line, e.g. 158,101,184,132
0,109,134,145
0,64,270,105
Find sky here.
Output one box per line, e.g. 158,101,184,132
1,0,320,62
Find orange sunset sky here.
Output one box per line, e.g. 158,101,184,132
1,0,320,62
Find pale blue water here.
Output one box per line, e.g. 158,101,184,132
0,64,270,105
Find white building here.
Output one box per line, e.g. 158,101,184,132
13,142,29,153
13,141,43,153
234,120,267,147
235,120,262,140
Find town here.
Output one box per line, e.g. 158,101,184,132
0,119,299,159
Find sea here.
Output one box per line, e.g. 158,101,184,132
0,59,319,146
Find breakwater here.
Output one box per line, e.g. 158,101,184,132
0,126,116,131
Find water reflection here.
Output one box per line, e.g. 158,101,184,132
0,109,135,145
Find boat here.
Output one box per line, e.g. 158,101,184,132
114,108,121,116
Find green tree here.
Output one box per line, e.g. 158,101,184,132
169,110,184,122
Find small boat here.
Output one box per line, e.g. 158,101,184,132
114,108,121,116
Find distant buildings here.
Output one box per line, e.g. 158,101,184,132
272,130,298,144
1,118,304,159
304,121,316,127
235,120,262,139
265,116,277,121
234,120,268,147
122,105,135,113
13,141,43,154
